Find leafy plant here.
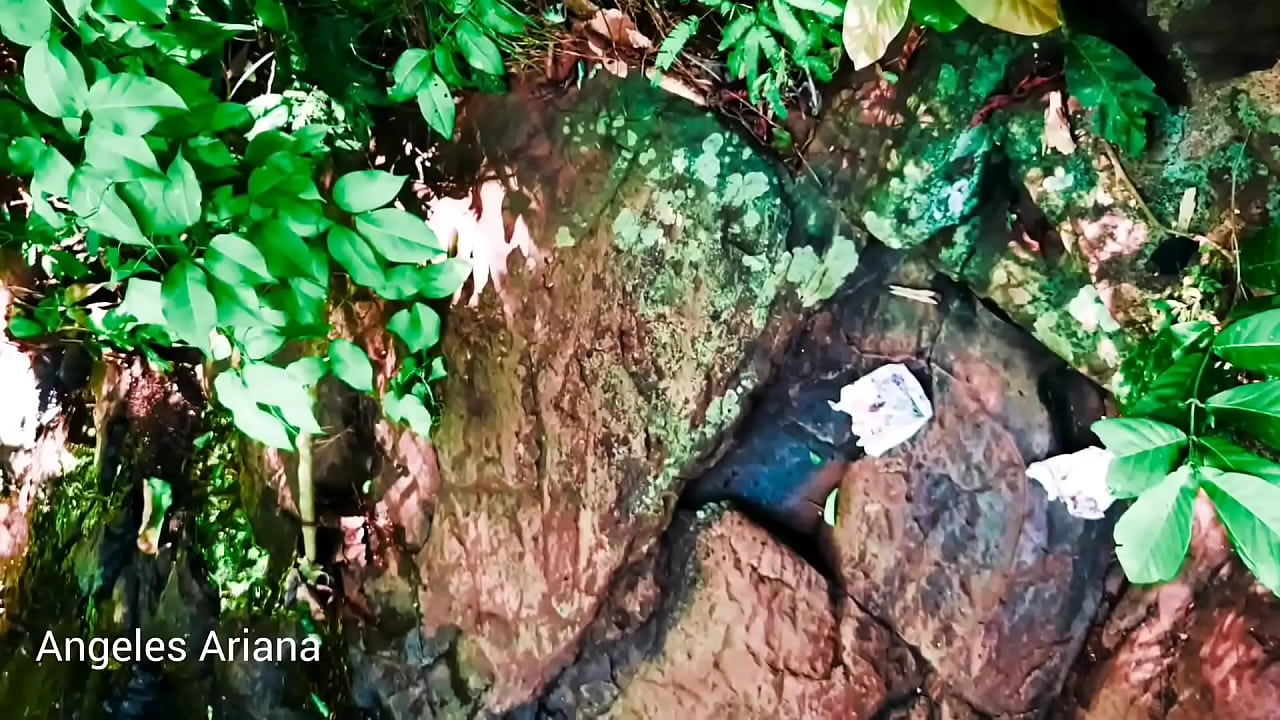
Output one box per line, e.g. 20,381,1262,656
0,0,471,461
658,0,847,118
1095,228,1280,596
1065,34,1167,157
386,0,530,139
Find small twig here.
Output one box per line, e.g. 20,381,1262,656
228,50,275,101
1100,141,1195,242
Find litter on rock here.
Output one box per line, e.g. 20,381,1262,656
829,363,933,457
1025,446,1117,520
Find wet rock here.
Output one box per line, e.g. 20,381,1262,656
339,73,866,714
530,509,917,720
1054,495,1280,720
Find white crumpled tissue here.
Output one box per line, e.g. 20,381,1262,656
1025,447,1117,520
829,363,933,457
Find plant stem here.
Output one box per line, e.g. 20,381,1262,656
1186,349,1215,464
298,427,316,562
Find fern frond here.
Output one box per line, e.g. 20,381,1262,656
656,16,700,72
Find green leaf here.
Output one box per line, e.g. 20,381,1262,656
388,303,441,352
329,339,374,393
256,218,328,281
1226,295,1280,325
248,151,313,202
842,0,909,70
24,36,89,120
475,0,525,35
656,17,698,72
242,361,321,434
163,152,201,230
772,0,808,49
333,170,407,214
1214,308,1280,376
1125,351,1221,426
376,265,426,301
277,197,331,238
1114,465,1197,584
161,261,217,353
214,369,294,449
120,278,167,325
822,488,838,527
1202,468,1280,596
0,0,51,46
454,19,504,75
85,124,161,181
6,316,45,338
784,0,843,18
87,73,187,135
952,0,1059,34
419,258,472,298
416,74,457,139
389,48,431,102
1065,35,1166,157
68,169,150,246
433,45,466,88
354,208,445,264
1092,417,1187,498
287,356,327,387
326,226,386,288
384,391,433,436
1198,436,1280,484
253,0,287,31
1206,381,1280,450
103,0,166,23
910,0,968,32
1239,225,1280,292
205,233,274,286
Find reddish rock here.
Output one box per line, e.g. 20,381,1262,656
828,368,1112,716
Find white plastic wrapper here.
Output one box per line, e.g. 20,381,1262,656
829,364,933,457
1025,447,1117,520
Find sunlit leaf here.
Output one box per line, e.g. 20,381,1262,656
910,0,968,32
0,0,52,46
354,208,445,264
1198,436,1280,484
388,303,441,352
1202,467,1280,596
418,258,472,298
87,73,187,135
416,74,456,140
454,19,504,75
24,36,88,120
953,0,1059,35
384,391,433,436
205,233,274,286
842,0,909,71
1214,309,1280,376
327,226,386,288
1206,381,1280,451
389,48,431,102
329,339,374,393
161,261,217,353
1114,465,1197,584
333,170,406,214
1092,417,1186,498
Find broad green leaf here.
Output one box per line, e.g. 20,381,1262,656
292,123,329,153
0,0,52,46
953,0,1058,34
1091,417,1187,498
85,124,162,181
910,0,968,32
256,218,327,281
1240,225,1280,292
1198,436,1280,484
64,0,90,22
209,277,277,327
120,277,167,326
1226,295,1280,325
454,20,504,75
103,0,166,23
475,0,524,35
13,139,73,196
1125,351,1227,426
388,303,441,352
333,170,406,214
389,48,431,102
355,208,445,264
24,36,88,120
287,356,327,387
237,326,285,360
7,316,45,338
416,75,456,139
1206,381,1280,450
1214,308,1280,376
419,258,472,298
267,277,327,327
214,369,293,449
161,261,217,353
68,169,150,246
187,135,238,169
243,361,321,434
254,0,287,30
1065,35,1166,157
278,198,332,238
1114,465,1197,584
163,152,201,230
376,265,426,301
327,226,386,288
87,73,187,135
329,339,374,393
433,45,466,88
248,151,313,202
205,233,274,286
1203,468,1280,596
384,391,433,436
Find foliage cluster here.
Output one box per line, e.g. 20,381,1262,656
0,0,491,451
1096,227,1280,596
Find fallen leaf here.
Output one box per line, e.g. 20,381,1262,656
1043,90,1077,155
585,9,652,50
